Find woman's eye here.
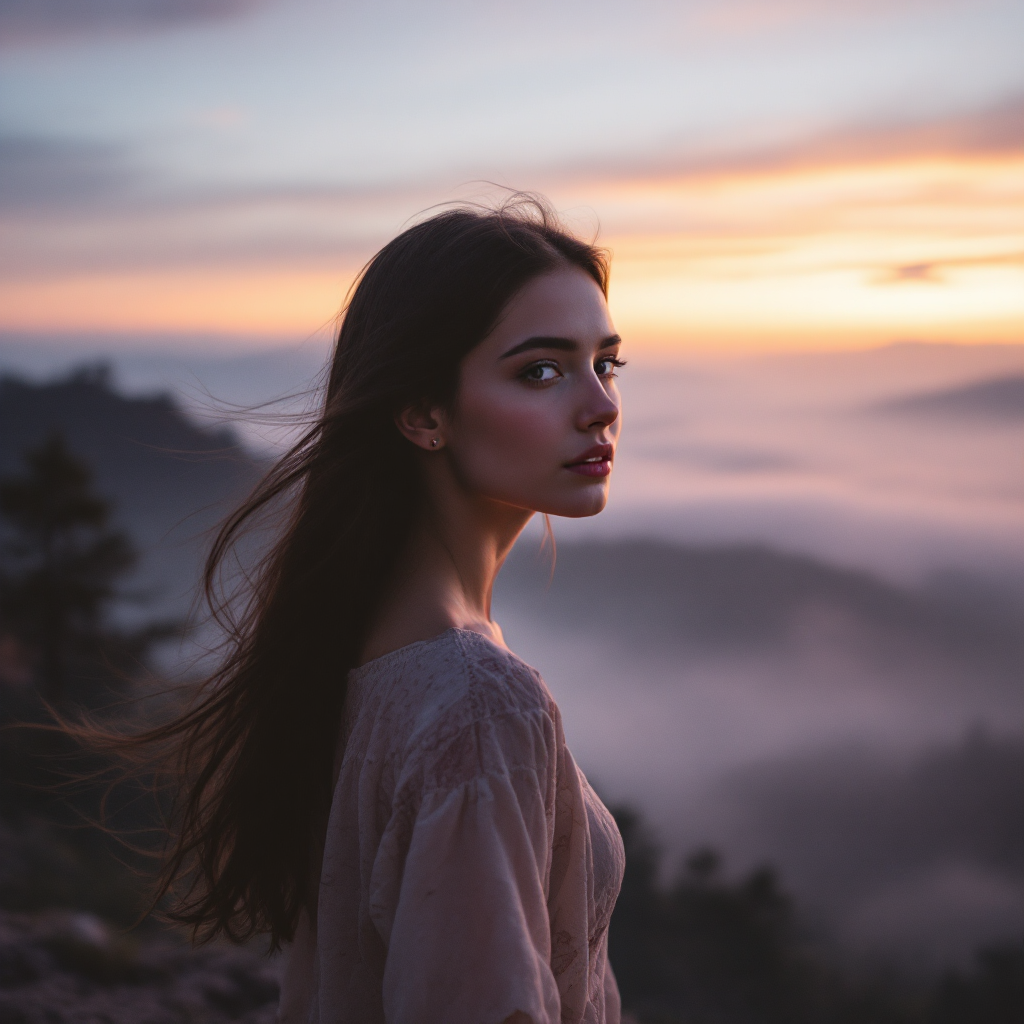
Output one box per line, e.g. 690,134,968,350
596,357,626,377
522,362,561,383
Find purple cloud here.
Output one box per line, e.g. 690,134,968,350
0,0,272,46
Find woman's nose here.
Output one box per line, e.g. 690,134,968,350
576,375,620,432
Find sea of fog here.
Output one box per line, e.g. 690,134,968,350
2,337,1022,967
8,336,1020,584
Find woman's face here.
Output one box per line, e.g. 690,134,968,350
443,266,623,519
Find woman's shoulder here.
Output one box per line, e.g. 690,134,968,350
357,625,551,712
450,626,552,712
349,626,558,764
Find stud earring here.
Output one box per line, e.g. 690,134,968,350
430,438,439,448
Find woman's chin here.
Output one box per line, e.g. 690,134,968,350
536,488,610,519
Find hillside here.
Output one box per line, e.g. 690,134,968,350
496,538,1022,686
0,365,265,617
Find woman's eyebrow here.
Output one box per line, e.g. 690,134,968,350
500,334,621,359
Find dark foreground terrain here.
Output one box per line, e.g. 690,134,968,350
0,910,280,1024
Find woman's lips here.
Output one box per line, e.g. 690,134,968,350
567,459,611,477
565,444,614,477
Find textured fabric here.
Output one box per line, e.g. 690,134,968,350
277,627,625,1024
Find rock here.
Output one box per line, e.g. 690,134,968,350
0,910,280,1023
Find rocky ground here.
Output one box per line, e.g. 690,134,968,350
0,909,281,1023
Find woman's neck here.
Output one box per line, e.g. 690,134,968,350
359,485,533,665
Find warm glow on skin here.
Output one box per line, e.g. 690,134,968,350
447,269,622,519
364,268,623,662
398,268,623,520
1,153,1020,353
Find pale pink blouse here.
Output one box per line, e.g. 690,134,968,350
278,627,625,1024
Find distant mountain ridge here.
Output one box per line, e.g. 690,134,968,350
871,373,1024,419
496,538,1022,686
0,365,265,616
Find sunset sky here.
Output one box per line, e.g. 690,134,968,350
2,0,1022,353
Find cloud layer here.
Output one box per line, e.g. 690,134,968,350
1,95,1022,346
0,0,270,46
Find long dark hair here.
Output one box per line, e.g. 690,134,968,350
128,196,609,948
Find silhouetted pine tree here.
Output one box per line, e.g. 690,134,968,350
0,434,173,921
0,432,138,703
932,941,1024,1024
605,805,1020,1024
609,811,817,1024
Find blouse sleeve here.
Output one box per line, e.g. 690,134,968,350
370,709,561,1024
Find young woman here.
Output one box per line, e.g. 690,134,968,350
152,198,626,1023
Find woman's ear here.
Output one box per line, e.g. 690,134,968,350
395,401,447,451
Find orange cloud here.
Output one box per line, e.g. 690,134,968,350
593,151,1024,351
2,102,1022,353
0,267,357,337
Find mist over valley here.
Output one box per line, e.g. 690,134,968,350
1,339,1021,972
